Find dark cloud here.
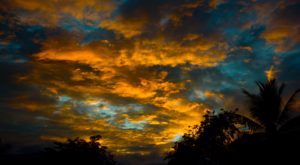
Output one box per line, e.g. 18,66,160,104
261,1,300,52
0,10,46,63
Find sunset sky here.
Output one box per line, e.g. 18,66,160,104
1,0,300,164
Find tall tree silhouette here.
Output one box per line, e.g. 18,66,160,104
44,135,116,165
225,79,300,165
243,79,300,136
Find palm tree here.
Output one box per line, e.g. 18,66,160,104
243,79,300,137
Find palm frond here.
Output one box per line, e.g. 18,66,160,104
242,89,266,125
278,89,300,124
256,81,265,93
243,79,286,128
279,83,285,95
224,111,263,131
242,89,254,98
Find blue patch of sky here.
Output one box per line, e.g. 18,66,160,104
56,95,148,129
237,25,265,46
218,61,252,82
59,15,115,45
88,104,121,122
278,47,300,82
25,25,45,33
0,42,29,63
205,3,268,86
280,45,300,57
188,89,206,101
127,103,144,112
60,15,99,32
171,133,183,142
223,25,265,48
58,96,71,102
121,118,148,131
208,1,256,30
219,24,275,89
81,28,115,45
1,23,46,64
97,109,117,119
223,27,242,46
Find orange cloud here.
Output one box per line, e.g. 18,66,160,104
265,65,278,81
36,37,227,68
40,135,67,142
5,0,232,155
204,91,224,100
4,0,300,159
28,32,223,155
262,26,300,52
36,50,103,64
259,2,300,52
112,81,157,99
25,55,211,156
100,17,145,38
262,27,289,42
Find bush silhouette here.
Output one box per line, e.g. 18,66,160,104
165,110,259,165
43,135,116,165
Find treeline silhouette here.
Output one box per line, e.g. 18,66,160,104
0,135,115,165
1,79,300,165
166,79,300,165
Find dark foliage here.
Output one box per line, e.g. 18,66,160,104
228,129,300,165
0,135,115,165
165,110,259,165
0,138,10,157
43,135,116,165
166,79,300,165
243,79,300,136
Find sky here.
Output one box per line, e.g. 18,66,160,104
1,0,300,164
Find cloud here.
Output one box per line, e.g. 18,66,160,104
261,1,300,52
35,36,227,68
99,0,205,38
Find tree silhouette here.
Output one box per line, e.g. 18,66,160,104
243,79,300,136
43,135,116,165
166,78,300,165
0,138,10,157
166,110,260,165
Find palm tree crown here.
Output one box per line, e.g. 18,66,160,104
243,79,300,135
